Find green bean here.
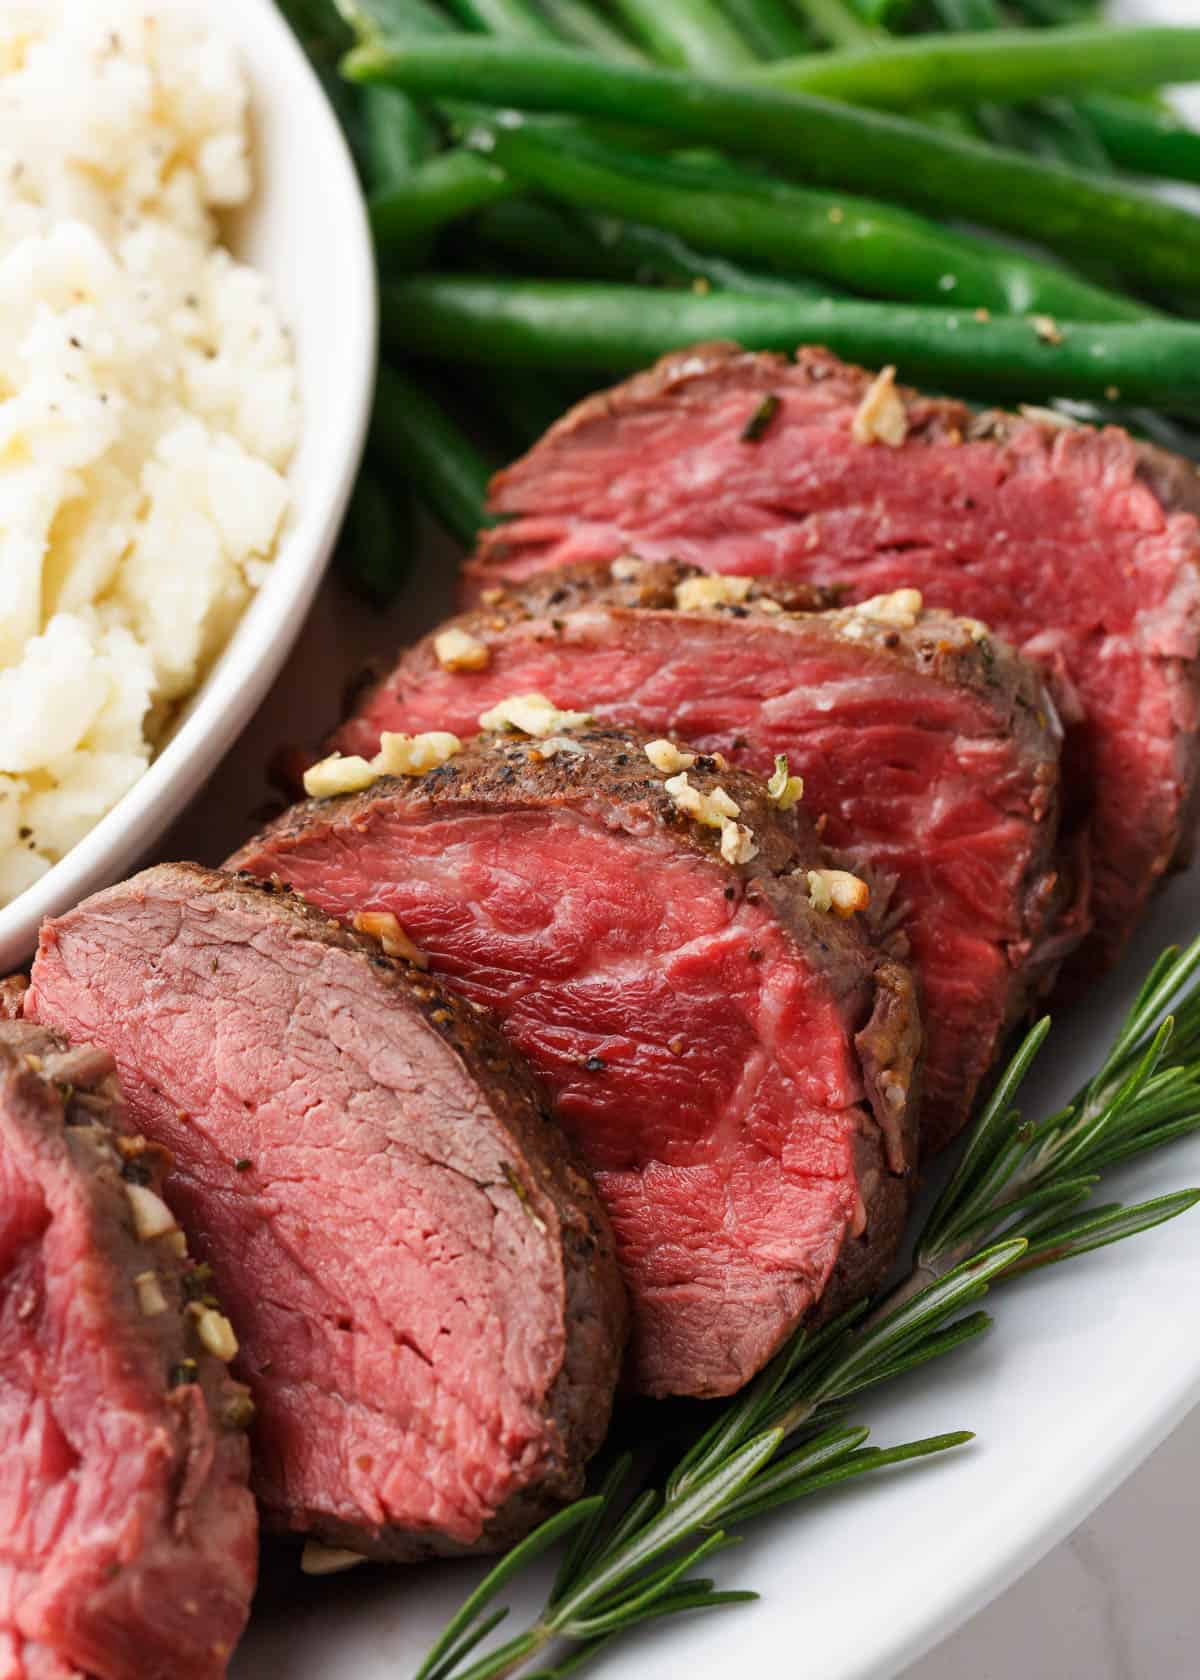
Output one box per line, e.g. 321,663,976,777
349,0,456,32
605,0,760,72
361,87,438,186
472,118,1145,318
845,0,915,24
380,275,1200,412
793,0,875,47
371,148,516,254
714,0,813,60
794,0,975,136
470,197,831,295
535,0,648,59
1078,94,1200,187
337,467,416,607
923,0,1114,170
1010,0,1101,23
756,26,1200,111
329,0,455,190
345,36,1200,292
440,0,558,38
370,364,496,545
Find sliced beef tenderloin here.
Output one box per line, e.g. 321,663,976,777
25,864,625,1562
229,729,921,1399
332,562,1075,1153
468,344,1200,968
0,1019,256,1680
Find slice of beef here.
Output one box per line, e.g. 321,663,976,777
25,864,625,1561
229,730,921,1399
0,1019,256,1680
468,344,1200,967
332,561,1075,1153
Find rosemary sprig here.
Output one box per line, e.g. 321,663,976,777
418,936,1200,1680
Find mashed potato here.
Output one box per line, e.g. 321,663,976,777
0,2,299,906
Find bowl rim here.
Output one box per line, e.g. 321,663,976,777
0,0,378,973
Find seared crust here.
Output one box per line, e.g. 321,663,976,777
133,862,627,1560
471,557,837,618
236,728,923,1330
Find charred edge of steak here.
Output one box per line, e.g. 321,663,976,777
471,557,838,619
240,728,922,1193
0,1019,256,1438
166,862,627,1546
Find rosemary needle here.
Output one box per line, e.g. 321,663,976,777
418,934,1200,1680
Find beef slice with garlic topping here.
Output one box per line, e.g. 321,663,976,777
25,864,625,1561
230,729,921,1399
467,343,1200,970
0,1019,257,1680
334,559,1077,1152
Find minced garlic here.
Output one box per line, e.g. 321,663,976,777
665,772,757,864
665,773,741,827
125,1183,178,1242
302,754,378,800
851,365,908,448
303,732,462,800
434,627,490,672
807,868,871,918
374,731,462,776
194,1306,239,1363
645,739,696,774
301,1543,367,1577
135,1270,168,1318
720,822,758,865
353,910,429,970
674,574,753,612
1019,404,1081,431
479,693,593,737
534,735,587,760
852,588,924,631
767,754,804,811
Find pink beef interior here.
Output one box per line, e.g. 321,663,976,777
340,608,1057,1150
470,347,1200,960
236,801,869,1398
27,887,574,1552
0,1042,255,1680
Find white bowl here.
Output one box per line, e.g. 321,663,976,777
0,0,377,974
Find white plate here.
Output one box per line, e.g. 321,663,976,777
0,0,377,973
167,4,1200,1677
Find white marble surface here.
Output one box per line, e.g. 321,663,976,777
903,1406,1200,1679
